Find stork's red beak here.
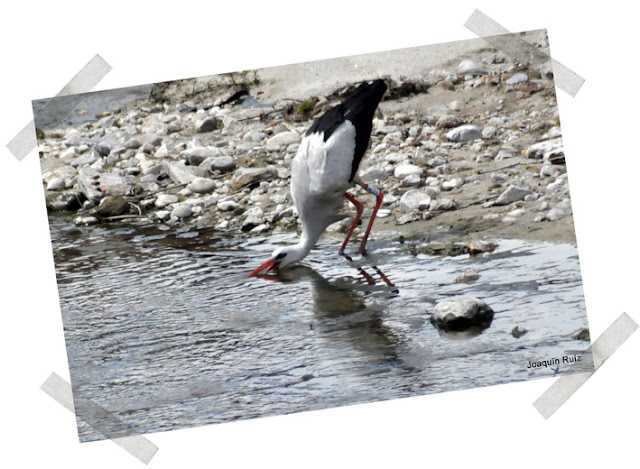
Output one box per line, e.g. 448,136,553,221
247,258,277,277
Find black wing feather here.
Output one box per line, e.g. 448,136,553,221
306,80,387,182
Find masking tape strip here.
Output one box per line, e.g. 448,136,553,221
5,54,111,161
533,313,638,419
464,9,585,96
41,373,158,464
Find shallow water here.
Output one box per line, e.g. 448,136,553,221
49,218,592,442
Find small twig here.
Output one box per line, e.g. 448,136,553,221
477,162,529,174
129,202,142,216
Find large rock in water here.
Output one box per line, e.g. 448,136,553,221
430,297,495,331
95,195,130,218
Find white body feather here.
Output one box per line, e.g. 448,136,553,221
291,121,357,245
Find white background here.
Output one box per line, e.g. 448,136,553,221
1,1,638,467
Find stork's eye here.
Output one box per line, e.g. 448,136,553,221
275,252,287,260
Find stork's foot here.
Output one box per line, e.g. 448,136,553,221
357,247,368,256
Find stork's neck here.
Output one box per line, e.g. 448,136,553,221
289,223,324,262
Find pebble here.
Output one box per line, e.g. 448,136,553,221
511,326,528,338
402,174,421,187
267,131,301,149
506,73,529,85
171,204,193,219
394,163,423,179
435,115,462,129
430,297,494,331
495,185,533,205
217,200,239,211
47,177,65,191
124,138,141,149
441,178,463,191
455,269,479,283
456,60,488,75
448,100,464,111
196,117,219,133
482,126,497,139
189,177,217,194
155,194,179,208
446,125,482,142
495,148,514,160
399,190,431,212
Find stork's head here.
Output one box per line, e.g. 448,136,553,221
247,246,306,277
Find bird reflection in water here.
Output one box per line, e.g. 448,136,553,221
253,261,401,363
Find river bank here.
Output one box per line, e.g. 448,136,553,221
36,32,575,250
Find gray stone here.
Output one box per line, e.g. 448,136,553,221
267,131,301,149
482,126,497,139
171,203,193,219
156,210,171,221
208,155,236,172
455,269,479,283
430,198,457,211
182,146,221,166
196,117,219,133
430,297,494,331
231,167,278,190
189,177,217,194
217,200,239,211
394,163,423,179
124,138,141,149
166,162,202,185
442,178,463,191
94,143,111,157
70,150,100,168
402,174,421,187
45,190,83,212
446,125,482,142
46,177,65,191
511,326,528,338
495,185,533,206
506,73,529,84
495,148,515,160
399,190,431,212
75,216,99,226
525,138,564,164
155,194,179,208
436,115,462,129
456,60,487,75
95,195,130,218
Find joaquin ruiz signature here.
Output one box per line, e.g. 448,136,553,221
527,355,581,369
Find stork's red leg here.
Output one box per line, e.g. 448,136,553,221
339,192,364,254
357,184,384,255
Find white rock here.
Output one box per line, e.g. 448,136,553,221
171,203,192,219
394,163,423,179
482,126,497,139
399,190,431,212
267,131,301,149
456,60,488,75
47,177,65,191
430,297,494,330
442,178,463,191
217,200,239,211
495,185,532,205
155,194,179,208
446,125,482,142
402,174,421,187
189,177,217,194
156,210,170,221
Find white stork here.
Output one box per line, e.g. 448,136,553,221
248,80,387,277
